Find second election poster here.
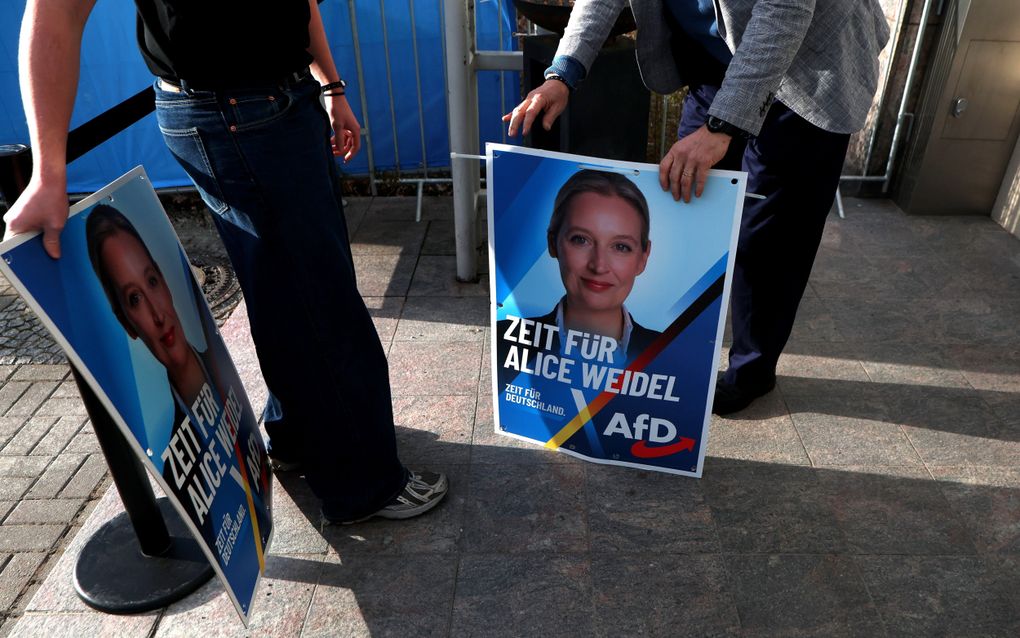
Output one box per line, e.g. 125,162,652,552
487,144,745,477
0,167,272,622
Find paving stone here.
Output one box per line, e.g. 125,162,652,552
703,464,848,554
9,612,157,637
587,465,719,554
6,500,84,526
261,473,328,555
0,501,15,521
362,296,404,347
30,416,85,456
407,256,488,297
726,554,883,637
0,416,26,446
49,381,80,400
451,554,592,638
790,410,924,467
350,219,427,256
32,398,88,419
0,456,51,479
0,382,30,416
0,478,33,502
856,555,1020,637
591,554,740,636
707,391,812,466
462,463,587,553
5,381,58,417
303,554,457,637
818,465,975,555
62,428,100,455
60,454,108,499
392,395,474,464
25,454,84,500
10,366,67,382
393,296,488,342
0,366,17,383
0,417,55,456
0,525,65,552
470,386,574,465
0,552,46,610
387,340,482,396
154,553,324,638
932,466,1020,553
351,254,415,297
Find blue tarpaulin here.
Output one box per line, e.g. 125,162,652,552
0,0,518,194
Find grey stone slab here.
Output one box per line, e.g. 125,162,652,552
262,474,329,555
303,554,457,637
386,340,482,396
0,366,17,383
817,465,974,555
218,299,268,416
0,525,65,552
776,343,872,388
6,499,84,525
365,195,452,222
943,343,1020,394
421,219,456,255
930,296,1020,347
154,553,324,638
10,366,66,382
350,219,427,256
857,344,971,390
932,466,1020,554
0,417,26,446
322,463,465,556
0,478,32,501
393,296,488,342
0,382,30,415
62,428,101,455
10,612,157,638
0,501,15,521
351,254,416,297
462,462,587,553
392,395,474,464
824,296,944,344
0,552,46,610
856,555,1020,638
586,465,719,554
59,454,108,498
790,408,923,467
470,386,574,465
703,465,848,554
726,554,883,637
343,196,372,235
451,554,593,638
407,256,488,297
890,390,1019,466
5,381,58,417
786,295,844,344
706,395,812,466
809,256,937,299
362,295,404,347
591,553,740,637
50,381,80,399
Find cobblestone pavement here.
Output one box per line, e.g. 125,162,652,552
6,196,1020,636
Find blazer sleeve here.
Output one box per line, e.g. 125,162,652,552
709,0,815,136
553,0,629,78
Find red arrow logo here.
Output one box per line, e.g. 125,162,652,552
630,438,696,459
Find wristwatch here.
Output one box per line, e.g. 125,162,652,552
706,115,749,139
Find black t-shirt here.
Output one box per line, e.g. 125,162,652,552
134,0,313,89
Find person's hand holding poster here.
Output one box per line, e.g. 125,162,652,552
487,145,744,476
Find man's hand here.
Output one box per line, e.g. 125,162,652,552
503,79,570,137
325,94,361,163
2,176,69,259
659,125,732,203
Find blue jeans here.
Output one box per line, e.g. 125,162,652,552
679,84,850,389
154,74,407,520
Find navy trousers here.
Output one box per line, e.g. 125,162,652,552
154,74,407,520
678,84,851,388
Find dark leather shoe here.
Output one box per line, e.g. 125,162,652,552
712,376,776,416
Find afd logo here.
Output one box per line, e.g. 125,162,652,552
602,413,696,458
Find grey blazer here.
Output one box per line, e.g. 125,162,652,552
556,0,891,135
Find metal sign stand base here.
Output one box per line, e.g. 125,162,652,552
69,367,214,614
74,498,213,614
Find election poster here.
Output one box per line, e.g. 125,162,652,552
0,167,272,622
487,144,744,476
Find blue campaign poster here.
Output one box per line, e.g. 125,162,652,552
0,167,272,623
487,144,744,476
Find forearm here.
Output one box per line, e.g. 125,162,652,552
306,0,340,85
19,0,95,184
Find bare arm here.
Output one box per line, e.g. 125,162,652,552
307,0,360,162
3,0,97,258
